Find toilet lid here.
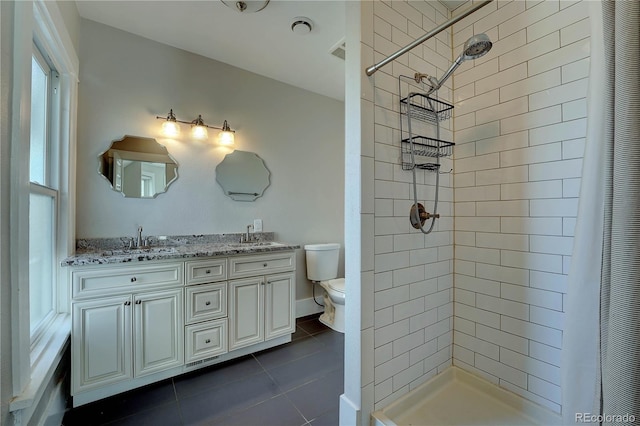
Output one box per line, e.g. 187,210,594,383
326,278,345,293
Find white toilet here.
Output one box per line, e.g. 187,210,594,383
304,243,345,333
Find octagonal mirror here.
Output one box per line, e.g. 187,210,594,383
216,150,270,201
98,135,178,198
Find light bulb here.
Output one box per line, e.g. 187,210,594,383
218,130,234,146
162,120,180,137
191,125,208,140
218,120,235,145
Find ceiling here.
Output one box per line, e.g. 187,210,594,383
75,1,463,102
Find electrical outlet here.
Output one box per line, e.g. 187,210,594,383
253,219,263,232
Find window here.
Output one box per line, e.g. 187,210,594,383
8,2,78,415
29,45,59,343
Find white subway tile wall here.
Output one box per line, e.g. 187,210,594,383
365,0,456,411
452,0,588,414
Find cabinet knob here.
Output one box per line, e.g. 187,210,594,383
263,263,268,267
205,301,211,306
205,269,211,274
131,277,137,282
205,339,211,344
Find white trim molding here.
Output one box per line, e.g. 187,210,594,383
9,1,78,424
295,296,324,319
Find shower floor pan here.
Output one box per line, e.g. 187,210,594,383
372,366,561,426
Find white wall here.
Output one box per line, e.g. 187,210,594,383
76,20,345,303
1,3,15,424
359,1,457,420
451,0,589,414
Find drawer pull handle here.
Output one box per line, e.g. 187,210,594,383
131,277,137,282
205,339,211,344
205,301,211,306
205,269,211,274
124,301,131,306
135,300,142,305
263,263,268,267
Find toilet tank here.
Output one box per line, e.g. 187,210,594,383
304,243,340,281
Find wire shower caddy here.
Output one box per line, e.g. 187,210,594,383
398,76,455,171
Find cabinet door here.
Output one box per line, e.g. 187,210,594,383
265,272,296,340
133,288,184,377
72,295,132,393
229,277,264,350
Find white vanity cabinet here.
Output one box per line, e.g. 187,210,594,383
228,252,296,351
69,249,296,407
71,263,184,403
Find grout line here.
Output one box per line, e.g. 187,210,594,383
171,378,186,425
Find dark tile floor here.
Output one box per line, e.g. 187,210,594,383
63,315,344,426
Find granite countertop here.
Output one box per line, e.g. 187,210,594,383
62,233,300,267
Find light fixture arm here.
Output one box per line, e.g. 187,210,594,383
155,111,235,133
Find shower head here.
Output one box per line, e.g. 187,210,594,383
420,33,492,94
462,33,492,60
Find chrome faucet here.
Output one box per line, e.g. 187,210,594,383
137,226,143,248
242,224,253,243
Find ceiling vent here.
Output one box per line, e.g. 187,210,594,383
330,40,346,60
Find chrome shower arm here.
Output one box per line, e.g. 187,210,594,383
428,53,464,94
365,0,493,76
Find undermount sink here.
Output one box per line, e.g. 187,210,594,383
228,242,284,248
101,247,178,256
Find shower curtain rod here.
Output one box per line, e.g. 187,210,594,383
365,0,493,76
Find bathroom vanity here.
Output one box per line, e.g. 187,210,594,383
63,238,298,407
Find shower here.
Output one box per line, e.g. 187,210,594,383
408,34,493,234
415,33,493,96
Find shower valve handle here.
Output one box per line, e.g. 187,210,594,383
410,203,440,230
420,212,440,220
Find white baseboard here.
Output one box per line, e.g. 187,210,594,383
296,296,324,318
41,375,68,426
340,393,361,426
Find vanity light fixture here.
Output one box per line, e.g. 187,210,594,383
160,109,180,137
157,109,235,144
218,120,235,146
191,115,209,140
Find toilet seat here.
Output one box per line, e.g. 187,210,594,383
325,278,345,293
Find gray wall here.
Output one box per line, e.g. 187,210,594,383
76,19,345,303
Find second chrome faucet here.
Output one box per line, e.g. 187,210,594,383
240,224,254,243
129,226,148,248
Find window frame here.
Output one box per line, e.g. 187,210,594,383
9,0,79,415
29,42,60,346
28,182,58,345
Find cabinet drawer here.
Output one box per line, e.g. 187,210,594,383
185,318,228,363
185,282,227,324
186,259,227,285
72,262,184,299
228,252,295,279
